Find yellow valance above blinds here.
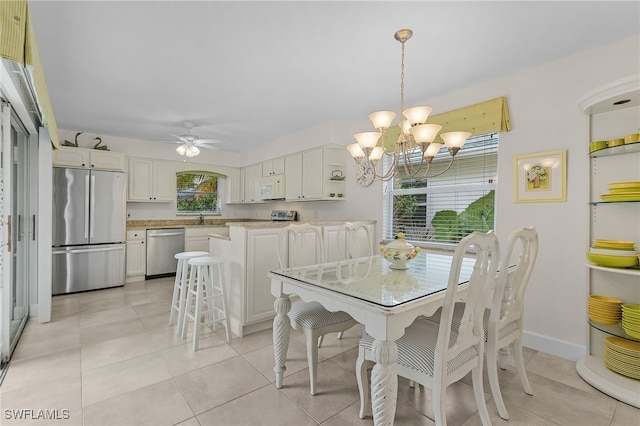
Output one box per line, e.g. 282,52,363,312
1,1,59,147
383,96,511,152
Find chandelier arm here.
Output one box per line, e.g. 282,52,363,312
421,155,456,179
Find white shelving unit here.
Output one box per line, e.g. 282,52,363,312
576,75,640,408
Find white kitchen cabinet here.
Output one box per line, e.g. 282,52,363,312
243,163,263,203
184,226,228,252
209,225,285,337
262,157,285,176
53,146,126,171
576,76,640,408
225,168,243,204
127,157,175,202
126,229,146,282
285,148,323,200
285,146,347,201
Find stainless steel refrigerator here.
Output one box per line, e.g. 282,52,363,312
52,167,127,295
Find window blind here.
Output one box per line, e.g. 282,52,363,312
382,133,498,246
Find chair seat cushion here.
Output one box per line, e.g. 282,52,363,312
289,301,354,329
360,318,478,376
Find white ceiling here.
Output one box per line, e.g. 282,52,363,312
28,1,640,153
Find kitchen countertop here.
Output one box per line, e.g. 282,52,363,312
126,219,260,229
226,219,376,228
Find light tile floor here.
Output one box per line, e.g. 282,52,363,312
1,277,638,425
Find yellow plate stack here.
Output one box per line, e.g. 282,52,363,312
604,337,640,380
601,181,640,202
622,304,640,339
588,295,623,325
587,240,639,268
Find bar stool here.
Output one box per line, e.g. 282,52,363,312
182,256,231,351
169,251,209,336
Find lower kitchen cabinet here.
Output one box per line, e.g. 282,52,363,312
126,229,146,282
209,226,283,337
184,226,229,252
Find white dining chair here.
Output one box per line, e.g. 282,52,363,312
278,223,358,395
423,226,538,420
356,230,500,426
337,221,374,259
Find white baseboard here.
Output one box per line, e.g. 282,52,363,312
523,330,586,362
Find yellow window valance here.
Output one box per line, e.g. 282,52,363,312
1,1,59,147
383,96,511,152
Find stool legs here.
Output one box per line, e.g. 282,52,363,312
169,258,189,335
182,259,231,351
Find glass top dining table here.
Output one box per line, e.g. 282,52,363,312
268,251,476,426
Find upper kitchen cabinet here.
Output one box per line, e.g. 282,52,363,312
127,157,175,202
262,157,285,177
243,163,263,203
285,145,346,201
285,148,322,201
53,146,126,171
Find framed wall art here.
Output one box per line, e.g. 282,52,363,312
513,149,566,202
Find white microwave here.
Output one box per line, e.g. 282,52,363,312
255,174,285,200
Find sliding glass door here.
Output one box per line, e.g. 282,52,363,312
0,103,33,366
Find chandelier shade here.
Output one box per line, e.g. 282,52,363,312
348,28,470,184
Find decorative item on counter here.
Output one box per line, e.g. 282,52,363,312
93,136,109,151
62,131,82,147
330,170,345,181
381,232,420,269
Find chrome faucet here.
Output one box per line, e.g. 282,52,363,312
198,214,205,225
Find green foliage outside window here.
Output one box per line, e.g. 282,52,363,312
176,172,220,213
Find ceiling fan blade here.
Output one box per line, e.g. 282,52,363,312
169,133,189,143
195,138,221,144
198,144,220,151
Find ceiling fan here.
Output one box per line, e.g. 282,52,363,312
165,121,221,157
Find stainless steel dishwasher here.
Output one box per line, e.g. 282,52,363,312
146,228,185,278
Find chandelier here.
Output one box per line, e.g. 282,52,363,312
176,143,200,157
347,29,471,184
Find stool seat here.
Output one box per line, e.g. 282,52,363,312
175,251,209,260
169,251,209,336
182,255,231,350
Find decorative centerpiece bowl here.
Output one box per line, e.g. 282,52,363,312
381,233,421,269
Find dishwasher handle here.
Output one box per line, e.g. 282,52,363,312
147,232,184,238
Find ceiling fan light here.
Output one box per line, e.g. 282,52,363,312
176,144,188,156
410,123,442,143
369,111,396,130
402,106,432,125
440,131,471,149
185,145,200,157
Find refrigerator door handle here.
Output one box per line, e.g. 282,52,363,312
84,174,90,239
52,245,125,255
89,174,96,239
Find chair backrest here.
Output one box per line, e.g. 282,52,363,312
435,231,500,377
489,226,539,327
277,224,325,268
337,222,374,259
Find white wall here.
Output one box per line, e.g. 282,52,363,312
54,35,640,360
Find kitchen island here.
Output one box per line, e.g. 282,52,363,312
209,220,375,337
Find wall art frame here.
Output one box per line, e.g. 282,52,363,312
513,149,567,202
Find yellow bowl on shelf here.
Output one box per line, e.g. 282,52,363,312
608,138,625,147
624,133,640,143
590,140,608,152
593,239,636,250
586,252,639,268
608,182,640,190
